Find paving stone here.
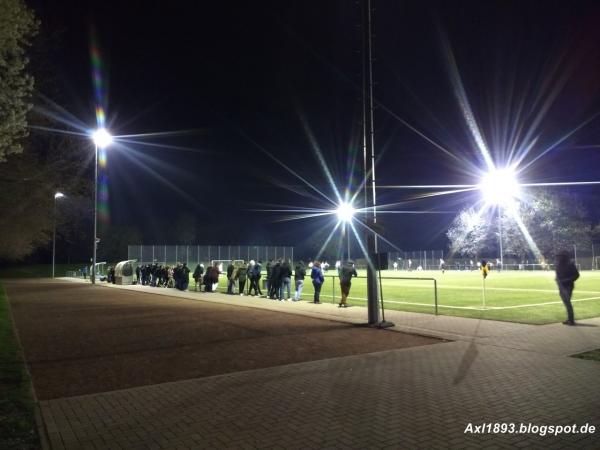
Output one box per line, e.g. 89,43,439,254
12,279,600,449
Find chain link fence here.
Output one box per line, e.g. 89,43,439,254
128,245,294,266
388,248,599,270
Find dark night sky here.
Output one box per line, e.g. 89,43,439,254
31,0,600,256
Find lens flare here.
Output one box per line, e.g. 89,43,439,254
336,202,356,222
479,168,520,206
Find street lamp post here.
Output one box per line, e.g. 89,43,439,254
91,128,112,284
52,192,65,278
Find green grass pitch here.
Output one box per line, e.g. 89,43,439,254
211,269,600,325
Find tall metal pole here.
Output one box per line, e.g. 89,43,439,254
363,0,379,325
498,208,503,271
52,196,57,278
92,144,98,284
347,222,351,260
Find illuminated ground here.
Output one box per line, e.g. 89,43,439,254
9,278,600,449
4,280,438,400
209,269,600,324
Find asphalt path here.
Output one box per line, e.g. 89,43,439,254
4,279,440,400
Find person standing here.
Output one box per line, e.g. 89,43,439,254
294,260,306,301
338,260,357,308
226,260,235,295
181,263,190,291
269,259,282,299
555,250,579,325
246,260,256,295
193,264,204,291
265,259,273,294
247,260,261,296
205,262,219,292
254,260,263,296
235,262,247,296
311,261,324,304
280,259,292,300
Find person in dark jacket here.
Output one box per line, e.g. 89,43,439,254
135,265,141,285
181,263,190,290
280,259,293,300
235,263,248,296
206,263,220,292
173,264,182,290
555,250,580,325
193,264,204,291
246,261,256,295
338,260,358,308
269,259,282,299
226,261,236,294
265,260,273,294
254,261,263,296
294,261,306,301
310,261,324,304
108,266,116,284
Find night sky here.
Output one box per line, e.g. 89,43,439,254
31,0,600,256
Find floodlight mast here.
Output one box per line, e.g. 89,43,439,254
479,168,520,271
362,0,391,327
336,202,355,259
91,128,112,284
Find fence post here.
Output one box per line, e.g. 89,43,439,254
332,275,335,304
434,279,438,315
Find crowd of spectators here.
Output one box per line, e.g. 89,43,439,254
135,263,191,290
127,258,357,305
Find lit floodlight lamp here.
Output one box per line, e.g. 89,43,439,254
479,168,520,205
92,128,113,149
54,192,65,199
336,202,356,222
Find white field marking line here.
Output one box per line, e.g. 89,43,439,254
379,282,600,295
313,294,600,311
480,295,600,310
315,293,481,310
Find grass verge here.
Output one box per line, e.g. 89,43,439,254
0,263,84,279
0,282,40,449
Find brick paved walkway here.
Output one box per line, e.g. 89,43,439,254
35,280,600,448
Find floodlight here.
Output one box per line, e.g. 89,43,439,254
336,202,356,222
92,128,113,149
479,168,520,205
54,192,65,199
